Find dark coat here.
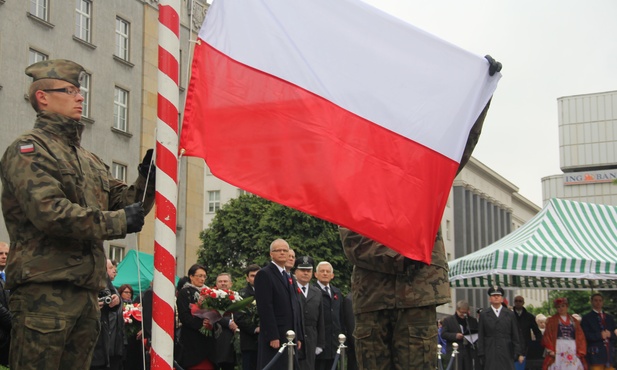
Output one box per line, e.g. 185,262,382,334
315,283,344,360
513,307,543,356
581,310,617,366
254,262,304,370
477,307,522,370
91,277,124,368
236,283,258,352
297,284,325,370
176,285,217,368
441,313,479,370
0,279,11,366
342,293,357,370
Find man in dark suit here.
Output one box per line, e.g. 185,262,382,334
477,286,523,370
314,261,345,370
441,300,479,370
581,293,617,370
254,239,304,370
236,264,261,370
294,256,325,370
512,295,543,370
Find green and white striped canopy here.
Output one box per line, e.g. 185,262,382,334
449,198,617,290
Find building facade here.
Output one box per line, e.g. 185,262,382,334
542,90,617,206
0,0,209,273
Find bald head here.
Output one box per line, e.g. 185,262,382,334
0,242,9,271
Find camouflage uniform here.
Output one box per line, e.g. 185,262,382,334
339,101,491,370
0,61,154,370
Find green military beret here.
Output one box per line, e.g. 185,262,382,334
25,59,86,88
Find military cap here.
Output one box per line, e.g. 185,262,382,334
25,59,86,88
294,256,314,270
487,285,505,296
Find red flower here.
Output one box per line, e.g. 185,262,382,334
288,278,293,285
229,294,235,301
333,294,338,300
297,287,302,294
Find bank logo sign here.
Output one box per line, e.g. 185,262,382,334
564,169,617,185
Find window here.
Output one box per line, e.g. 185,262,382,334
207,191,220,213
115,17,130,61
75,0,92,42
80,72,91,118
237,189,249,197
112,162,127,182
30,0,48,21
28,48,48,66
113,86,128,131
109,245,125,262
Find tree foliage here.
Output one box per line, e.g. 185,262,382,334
197,195,352,293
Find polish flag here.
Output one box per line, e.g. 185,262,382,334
180,0,500,263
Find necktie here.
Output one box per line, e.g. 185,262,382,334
0,271,5,282
325,286,330,297
302,286,307,295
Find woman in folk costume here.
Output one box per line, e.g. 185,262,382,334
542,298,587,370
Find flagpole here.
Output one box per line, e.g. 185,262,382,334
151,1,180,369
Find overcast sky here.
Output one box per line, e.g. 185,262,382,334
361,0,617,206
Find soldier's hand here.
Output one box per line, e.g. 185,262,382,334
138,149,156,185
484,55,502,76
125,202,145,233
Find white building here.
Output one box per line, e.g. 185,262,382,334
542,90,617,205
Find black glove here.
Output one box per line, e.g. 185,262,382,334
484,55,502,76
138,149,156,185
124,202,145,234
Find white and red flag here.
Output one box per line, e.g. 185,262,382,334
180,0,500,263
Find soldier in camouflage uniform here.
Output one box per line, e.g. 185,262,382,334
0,59,155,370
340,57,501,369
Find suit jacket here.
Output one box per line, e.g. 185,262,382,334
315,283,344,360
236,283,259,352
514,307,543,356
477,307,521,370
581,310,615,366
297,283,325,370
254,262,304,370
441,313,479,370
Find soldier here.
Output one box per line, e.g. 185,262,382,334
339,58,500,368
0,59,155,370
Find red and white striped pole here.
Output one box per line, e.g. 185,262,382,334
152,1,180,369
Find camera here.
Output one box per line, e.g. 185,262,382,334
98,288,113,305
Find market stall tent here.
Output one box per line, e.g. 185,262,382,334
114,250,180,295
449,198,617,290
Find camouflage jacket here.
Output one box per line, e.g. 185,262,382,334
340,227,450,313
339,100,492,314
0,111,155,291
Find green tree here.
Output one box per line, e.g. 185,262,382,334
526,290,592,317
197,195,352,293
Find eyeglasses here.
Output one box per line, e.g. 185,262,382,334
41,87,83,97
272,249,289,253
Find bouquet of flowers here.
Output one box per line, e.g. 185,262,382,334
122,303,142,339
190,287,254,336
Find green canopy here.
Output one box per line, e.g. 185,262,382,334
449,198,617,290
114,249,180,295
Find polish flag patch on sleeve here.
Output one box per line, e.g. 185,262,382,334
19,142,35,154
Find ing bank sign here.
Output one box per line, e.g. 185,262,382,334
564,169,617,185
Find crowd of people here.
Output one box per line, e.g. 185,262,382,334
438,287,617,370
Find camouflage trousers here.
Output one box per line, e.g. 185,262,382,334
354,305,437,370
9,282,100,370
